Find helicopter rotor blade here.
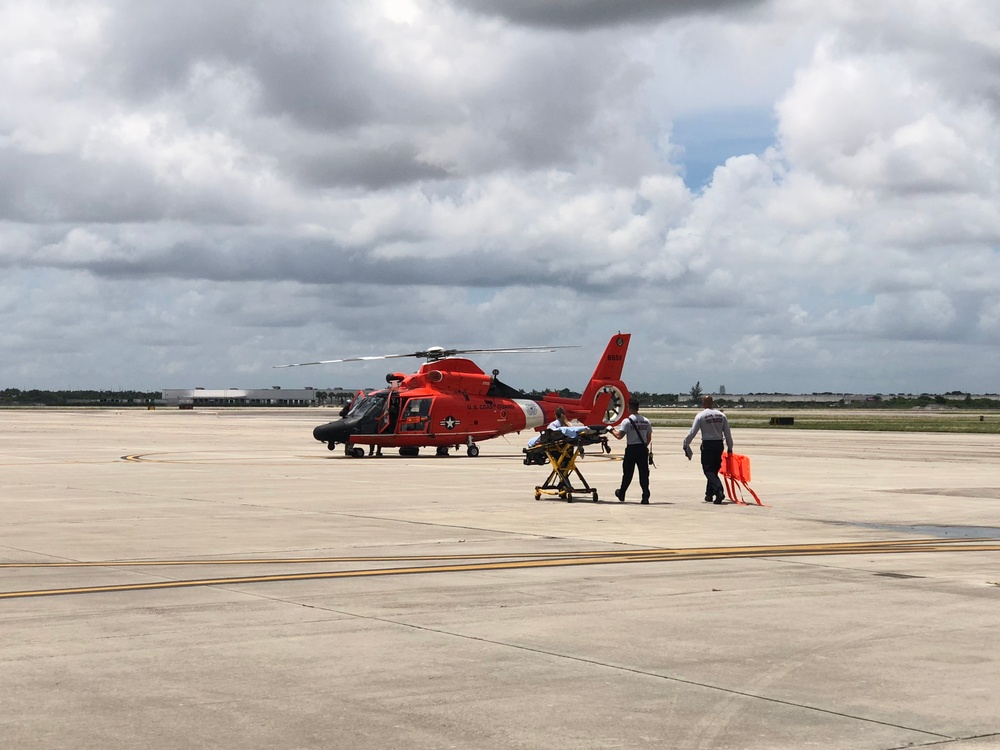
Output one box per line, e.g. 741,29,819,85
273,353,421,368
273,345,578,368
414,345,579,360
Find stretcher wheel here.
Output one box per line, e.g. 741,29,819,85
593,492,599,502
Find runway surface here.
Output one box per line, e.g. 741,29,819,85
2,408,999,749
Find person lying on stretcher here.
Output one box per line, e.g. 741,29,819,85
527,425,599,448
525,407,604,448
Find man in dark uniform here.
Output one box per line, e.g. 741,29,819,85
612,398,653,504
683,395,734,504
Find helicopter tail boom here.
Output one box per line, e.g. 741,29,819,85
542,333,631,426
581,332,631,425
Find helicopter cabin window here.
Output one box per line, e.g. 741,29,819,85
399,398,432,432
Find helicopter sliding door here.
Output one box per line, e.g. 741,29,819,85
378,390,401,434
398,397,432,433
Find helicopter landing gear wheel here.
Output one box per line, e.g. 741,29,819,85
467,444,480,457
350,447,365,458
399,446,419,457
436,446,449,457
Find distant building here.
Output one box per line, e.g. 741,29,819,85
719,385,726,395
161,387,358,407
720,393,862,404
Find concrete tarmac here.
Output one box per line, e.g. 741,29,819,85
1,408,999,750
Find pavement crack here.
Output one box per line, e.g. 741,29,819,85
271,602,953,741
891,734,1000,749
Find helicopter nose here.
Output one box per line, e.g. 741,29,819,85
313,420,347,443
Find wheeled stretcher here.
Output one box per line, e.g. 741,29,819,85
524,426,611,502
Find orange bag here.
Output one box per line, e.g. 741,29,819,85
719,453,763,506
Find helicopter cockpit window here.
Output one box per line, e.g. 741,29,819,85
399,398,432,432
347,394,386,420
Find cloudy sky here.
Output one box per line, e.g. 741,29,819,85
2,0,999,395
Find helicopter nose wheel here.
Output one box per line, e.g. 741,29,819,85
467,444,480,457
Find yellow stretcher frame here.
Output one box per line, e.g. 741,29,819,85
526,430,608,503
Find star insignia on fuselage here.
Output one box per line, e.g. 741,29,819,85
441,416,459,430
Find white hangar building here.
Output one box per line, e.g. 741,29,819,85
161,387,359,407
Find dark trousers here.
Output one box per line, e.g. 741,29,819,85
620,443,650,498
701,440,725,498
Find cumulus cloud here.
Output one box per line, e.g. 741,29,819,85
0,0,998,394
451,0,767,30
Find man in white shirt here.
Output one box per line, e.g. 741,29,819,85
611,399,653,504
683,396,734,504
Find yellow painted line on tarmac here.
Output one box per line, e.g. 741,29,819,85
1,536,995,569
121,453,300,464
2,539,999,600
1,550,662,568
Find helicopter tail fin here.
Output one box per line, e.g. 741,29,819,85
587,332,630,384
580,333,631,425
540,333,632,426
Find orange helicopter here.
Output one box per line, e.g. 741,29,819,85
275,333,632,457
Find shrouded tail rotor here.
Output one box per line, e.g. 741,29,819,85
599,385,627,423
